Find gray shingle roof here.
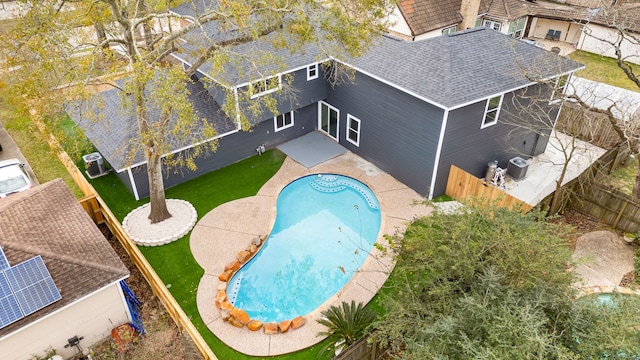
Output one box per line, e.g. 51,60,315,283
350,27,582,108
175,29,323,86
67,76,237,171
0,179,129,337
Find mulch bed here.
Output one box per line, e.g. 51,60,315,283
92,224,202,360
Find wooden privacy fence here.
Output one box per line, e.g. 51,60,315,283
570,184,640,233
33,117,216,360
445,165,533,211
551,143,640,234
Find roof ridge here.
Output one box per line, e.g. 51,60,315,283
503,0,511,20
442,36,452,105
1,242,129,278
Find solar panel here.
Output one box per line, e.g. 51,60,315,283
0,246,9,271
4,256,61,316
0,272,23,328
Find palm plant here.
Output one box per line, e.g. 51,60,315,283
317,300,377,353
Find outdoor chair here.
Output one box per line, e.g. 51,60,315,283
545,29,555,40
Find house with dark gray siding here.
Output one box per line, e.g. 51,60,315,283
70,17,581,200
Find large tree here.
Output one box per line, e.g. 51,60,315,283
375,202,640,358
0,0,393,223
375,203,578,359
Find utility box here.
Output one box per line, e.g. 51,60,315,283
83,152,108,179
507,156,529,181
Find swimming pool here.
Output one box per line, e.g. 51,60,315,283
227,174,381,323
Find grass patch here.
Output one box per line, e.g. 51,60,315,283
604,156,638,195
431,194,453,202
0,103,84,198
569,50,640,92
90,150,333,360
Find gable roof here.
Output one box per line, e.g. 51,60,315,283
349,28,582,108
0,179,129,337
67,76,237,171
484,0,531,21
397,0,531,36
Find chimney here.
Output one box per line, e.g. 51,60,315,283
458,0,482,31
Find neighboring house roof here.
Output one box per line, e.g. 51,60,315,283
484,0,531,21
0,179,129,337
350,28,582,108
396,0,531,36
68,77,237,171
397,0,466,36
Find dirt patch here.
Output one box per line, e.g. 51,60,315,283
572,230,638,288
551,209,620,249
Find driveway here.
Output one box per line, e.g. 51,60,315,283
0,120,38,184
568,77,640,122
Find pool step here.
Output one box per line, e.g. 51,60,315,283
311,175,379,209
228,274,242,304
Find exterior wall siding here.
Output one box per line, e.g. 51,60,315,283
131,104,317,198
433,85,559,197
0,283,128,360
238,67,330,124
326,72,444,196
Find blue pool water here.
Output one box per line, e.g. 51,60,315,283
227,174,381,323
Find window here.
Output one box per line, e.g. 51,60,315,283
475,18,482,28
307,64,318,81
442,26,456,35
481,95,503,128
250,75,281,98
346,114,361,146
508,17,526,39
274,111,294,132
550,74,570,102
482,19,502,32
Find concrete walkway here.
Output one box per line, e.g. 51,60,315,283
189,152,431,356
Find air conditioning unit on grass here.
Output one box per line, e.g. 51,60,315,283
83,152,108,179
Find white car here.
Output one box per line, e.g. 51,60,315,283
0,159,32,198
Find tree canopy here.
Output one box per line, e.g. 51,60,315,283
375,202,640,359
0,0,394,222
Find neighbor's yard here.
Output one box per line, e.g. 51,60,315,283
568,50,640,92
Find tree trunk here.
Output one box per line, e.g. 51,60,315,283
134,79,171,224
146,149,171,223
549,179,563,215
95,22,108,50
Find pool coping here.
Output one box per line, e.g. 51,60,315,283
189,152,432,356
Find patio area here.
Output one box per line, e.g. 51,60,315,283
504,130,607,206
189,142,431,356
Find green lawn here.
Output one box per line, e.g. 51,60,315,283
568,50,640,92
0,104,84,198
603,156,638,195
90,150,333,360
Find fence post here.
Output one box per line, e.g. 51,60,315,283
370,340,377,360
612,200,629,230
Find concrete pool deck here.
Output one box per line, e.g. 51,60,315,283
189,152,431,356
